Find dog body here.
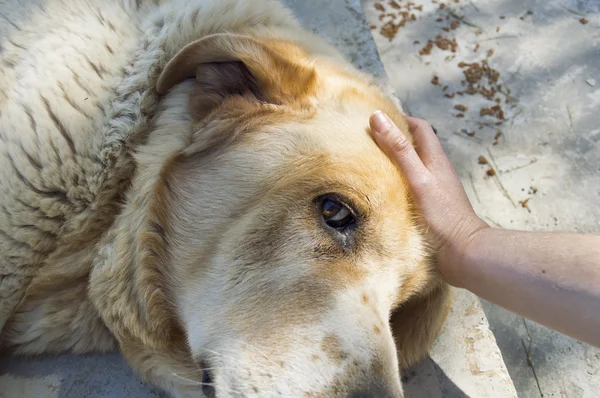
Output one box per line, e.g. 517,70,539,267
0,0,449,396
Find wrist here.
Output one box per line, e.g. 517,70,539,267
441,219,490,288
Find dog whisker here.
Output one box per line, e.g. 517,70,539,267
173,366,238,379
171,372,203,385
198,347,226,359
241,341,270,360
170,374,243,396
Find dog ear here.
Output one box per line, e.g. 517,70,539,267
156,33,317,118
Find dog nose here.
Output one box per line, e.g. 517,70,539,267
347,387,401,398
348,393,377,398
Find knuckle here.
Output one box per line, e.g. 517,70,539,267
415,175,433,188
390,134,411,154
415,119,433,133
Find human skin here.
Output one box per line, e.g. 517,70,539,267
370,110,600,347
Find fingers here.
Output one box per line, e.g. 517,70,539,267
407,116,464,189
405,116,451,169
370,110,430,180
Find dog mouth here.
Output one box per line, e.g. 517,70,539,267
200,361,216,398
202,369,216,397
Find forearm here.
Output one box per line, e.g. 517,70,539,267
459,228,600,346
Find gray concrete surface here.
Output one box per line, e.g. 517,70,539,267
0,354,166,398
363,0,600,396
405,289,516,397
0,1,516,397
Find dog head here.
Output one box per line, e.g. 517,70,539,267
95,33,441,397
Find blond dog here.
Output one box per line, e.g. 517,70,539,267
0,0,449,396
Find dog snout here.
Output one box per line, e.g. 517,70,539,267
344,370,403,398
348,386,402,398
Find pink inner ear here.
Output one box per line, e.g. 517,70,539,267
190,62,263,119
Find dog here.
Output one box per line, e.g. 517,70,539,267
0,0,450,396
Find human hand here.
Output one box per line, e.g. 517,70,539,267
369,111,489,286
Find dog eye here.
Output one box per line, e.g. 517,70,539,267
319,195,356,231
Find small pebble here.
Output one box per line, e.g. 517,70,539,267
586,78,596,87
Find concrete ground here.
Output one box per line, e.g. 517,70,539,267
363,0,600,396
0,1,517,397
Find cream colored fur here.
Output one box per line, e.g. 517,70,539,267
0,0,450,396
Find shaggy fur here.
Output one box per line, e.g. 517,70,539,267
0,0,450,396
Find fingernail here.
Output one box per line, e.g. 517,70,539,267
371,110,392,134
